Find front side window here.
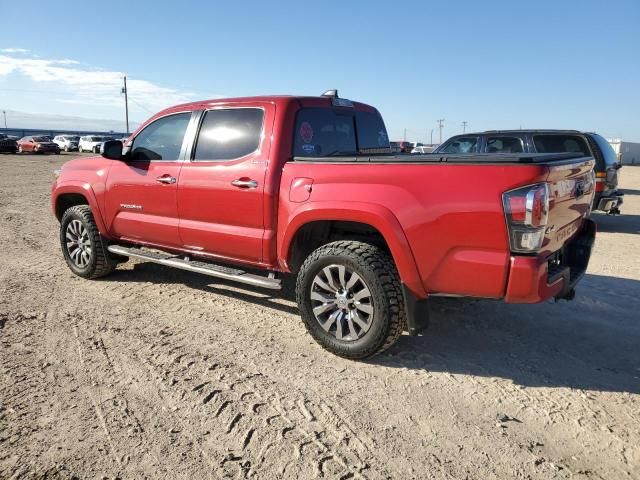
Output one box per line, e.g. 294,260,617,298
193,108,264,161
533,134,590,155
439,136,479,154
486,136,524,153
130,112,191,161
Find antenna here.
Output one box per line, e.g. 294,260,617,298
321,89,338,98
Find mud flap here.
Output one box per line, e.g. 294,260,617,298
402,284,430,335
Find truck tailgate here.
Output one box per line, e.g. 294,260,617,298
542,159,595,256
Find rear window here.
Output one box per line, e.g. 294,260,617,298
439,136,479,154
533,135,590,155
293,108,389,157
486,136,524,153
589,133,618,166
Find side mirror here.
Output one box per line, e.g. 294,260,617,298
101,140,123,160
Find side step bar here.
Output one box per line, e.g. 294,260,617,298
107,245,282,290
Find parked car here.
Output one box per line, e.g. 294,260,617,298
52,92,596,359
435,130,622,214
17,136,60,154
0,134,18,154
78,136,109,153
53,135,80,152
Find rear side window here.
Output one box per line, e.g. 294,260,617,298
130,112,191,161
533,135,590,155
486,136,524,153
293,108,390,157
194,108,264,161
439,136,479,154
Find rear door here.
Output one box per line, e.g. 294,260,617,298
104,111,193,248
177,104,273,263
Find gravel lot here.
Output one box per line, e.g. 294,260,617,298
1,152,638,479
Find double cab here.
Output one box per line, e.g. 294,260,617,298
52,92,596,358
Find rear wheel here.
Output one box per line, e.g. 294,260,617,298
296,240,406,359
60,205,117,279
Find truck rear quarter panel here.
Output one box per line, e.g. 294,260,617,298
279,161,552,299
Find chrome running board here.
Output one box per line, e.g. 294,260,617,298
108,245,281,290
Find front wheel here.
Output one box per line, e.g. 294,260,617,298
60,205,117,279
296,240,406,359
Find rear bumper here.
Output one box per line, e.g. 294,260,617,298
504,219,596,303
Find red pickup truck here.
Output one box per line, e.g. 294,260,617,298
52,92,596,359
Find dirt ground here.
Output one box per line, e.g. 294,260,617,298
1,152,638,480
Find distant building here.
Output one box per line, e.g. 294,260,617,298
608,138,640,165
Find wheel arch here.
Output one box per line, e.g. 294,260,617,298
53,182,108,236
279,202,427,298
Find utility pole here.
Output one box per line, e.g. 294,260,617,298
430,129,434,145
437,119,445,144
2,110,6,129
462,121,468,133
121,75,130,134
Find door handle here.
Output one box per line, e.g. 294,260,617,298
231,179,258,189
156,175,176,184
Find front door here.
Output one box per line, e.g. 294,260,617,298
104,111,193,248
177,105,272,264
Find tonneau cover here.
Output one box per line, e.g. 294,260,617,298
293,152,591,165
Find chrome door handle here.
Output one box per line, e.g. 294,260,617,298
156,175,176,184
231,179,258,189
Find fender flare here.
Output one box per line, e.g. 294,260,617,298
52,181,109,236
279,201,427,298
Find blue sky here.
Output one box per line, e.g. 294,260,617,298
1,0,639,140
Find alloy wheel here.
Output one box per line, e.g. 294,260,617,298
310,264,374,341
65,219,92,268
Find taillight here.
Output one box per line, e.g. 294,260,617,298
502,183,550,253
595,172,606,192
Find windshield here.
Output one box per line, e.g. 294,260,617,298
33,136,50,142
589,133,619,166
89,136,103,141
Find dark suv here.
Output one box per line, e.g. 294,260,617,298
0,134,18,154
435,130,623,214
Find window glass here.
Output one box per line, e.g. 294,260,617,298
293,108,357,157
589,133,619,166
354,110,390,151
533,135,589,155
194,108,263,161
439,136,479,153
486,136,524,153
130,112,191,161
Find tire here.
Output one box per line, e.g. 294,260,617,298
296,240,406,359
60,205,117,279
